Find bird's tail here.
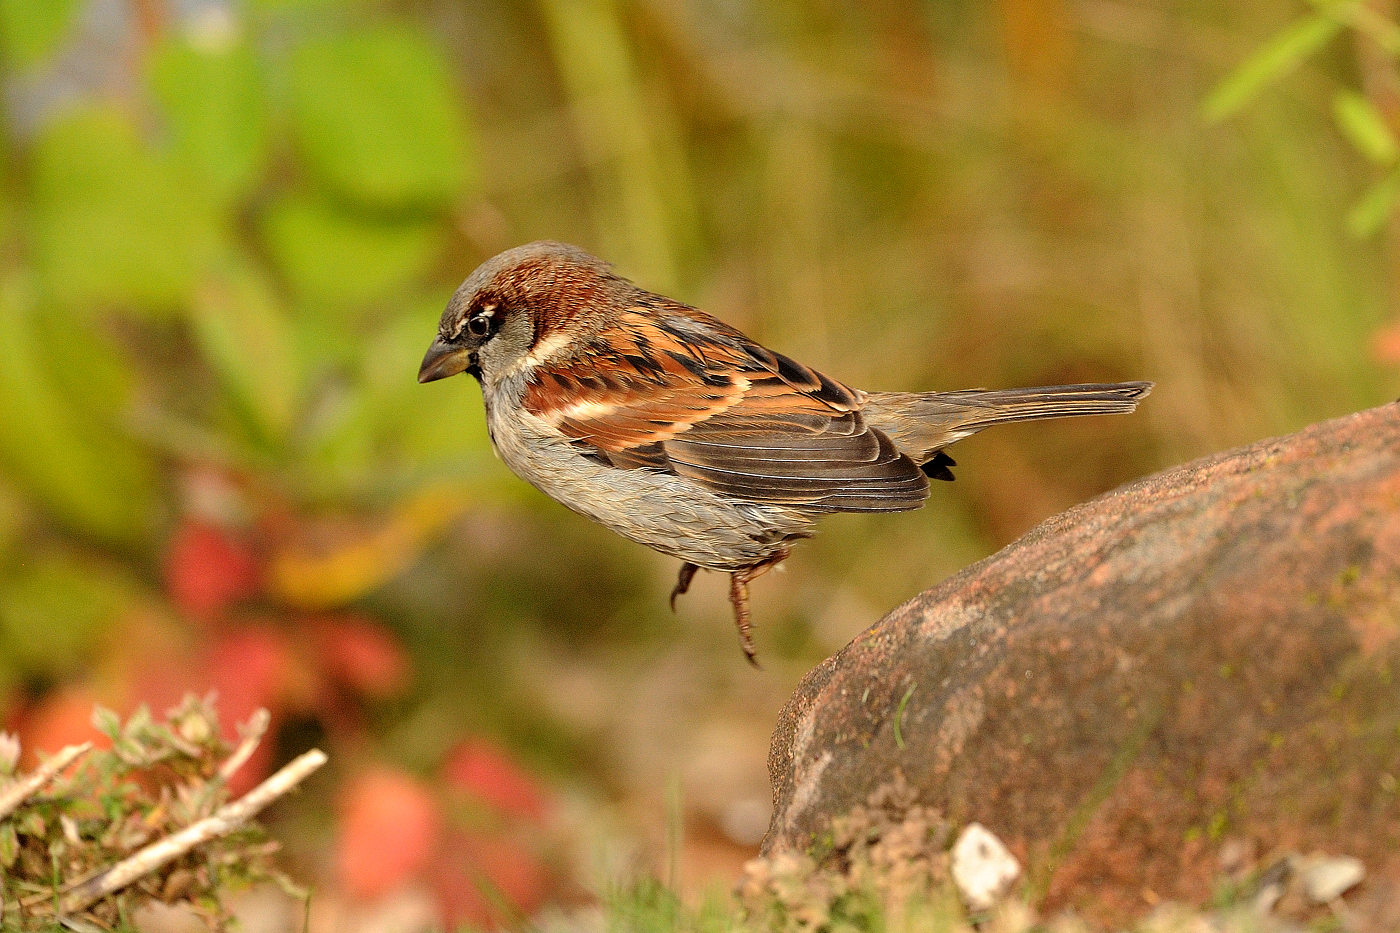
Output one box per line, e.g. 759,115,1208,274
863,381,1153,470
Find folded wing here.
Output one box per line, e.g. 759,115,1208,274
521,308,929,513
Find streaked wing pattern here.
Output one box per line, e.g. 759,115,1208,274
522,307,929,513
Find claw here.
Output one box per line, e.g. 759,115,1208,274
728,573,761,668
670,562,698,612
726,549,789,668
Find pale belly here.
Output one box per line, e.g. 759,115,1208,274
485,404,811,571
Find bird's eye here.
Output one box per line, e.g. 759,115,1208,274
466,314,492,338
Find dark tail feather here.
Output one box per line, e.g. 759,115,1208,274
921,450,957,481
864,381,1153,463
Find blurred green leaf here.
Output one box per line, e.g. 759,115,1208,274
0,278,156,543
0,554,135,676
262,193,440,306
0,0,80,70
364,299,490,464
1347,169,1400,237
149,33,268,204
30,106,217,312
91,705,122,743
34,304,137,429
289,26,473,208
0,479,26,567
1317,0,1400,56
190,254,301,444
300,295,488,497
1203,15,1341,122
1332,90,1399,164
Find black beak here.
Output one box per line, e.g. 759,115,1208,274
418,338,472,383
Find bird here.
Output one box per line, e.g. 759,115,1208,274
419,241,1152,665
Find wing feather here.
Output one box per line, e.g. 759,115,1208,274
522,306,928,513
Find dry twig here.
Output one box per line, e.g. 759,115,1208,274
218,708,271,783
53,748,327,916
0,743,93,822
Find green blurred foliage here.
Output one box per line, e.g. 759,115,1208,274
149,34,269,204
262,193,441,307
289,27,473,209
0,0,81,70
190,254,301,444
0,553,133,677
31,105,217,311
1201,14,1341,122
0,278,155,542
0,5,486,716
1207,1,1400,238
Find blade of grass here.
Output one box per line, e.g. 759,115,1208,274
1203,14,1342,122
894,683,916,751
535,0,697,291
1347,167,1400,237
1333,90,1399,164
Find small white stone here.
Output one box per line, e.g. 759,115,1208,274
1300,854,1365,904
951,822,1021,911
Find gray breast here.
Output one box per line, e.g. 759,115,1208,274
481,392,812,571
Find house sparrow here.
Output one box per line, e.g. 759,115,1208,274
419,242,1151,665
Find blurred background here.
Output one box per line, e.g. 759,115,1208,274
0,0,1397,928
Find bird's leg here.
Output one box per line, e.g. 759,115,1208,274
728,573,759,668
727,549,789,668
670,562,699,612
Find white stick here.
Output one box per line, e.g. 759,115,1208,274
0,743,93,822
219,709,271,783
57,748,327,916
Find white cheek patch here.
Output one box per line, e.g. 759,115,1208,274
525,329,573,367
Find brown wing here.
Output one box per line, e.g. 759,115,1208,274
522,307,929,513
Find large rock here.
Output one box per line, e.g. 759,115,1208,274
765,404,1400,926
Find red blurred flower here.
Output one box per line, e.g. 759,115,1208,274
1372,318,1400,366
312,615,410,698
337,767,440,901
16,686,109,769
165,520,260,617
206,627,292,726
204,626,293,794
442,739,550,822
428,831,550,930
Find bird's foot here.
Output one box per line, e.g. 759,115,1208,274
728,573,760,669
670,562,699,612
726,549,789,668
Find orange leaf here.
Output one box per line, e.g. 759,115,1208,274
17,686,109,769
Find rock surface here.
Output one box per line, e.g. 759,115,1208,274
765,404,1400,927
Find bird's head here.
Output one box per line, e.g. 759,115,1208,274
418,240,629,385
